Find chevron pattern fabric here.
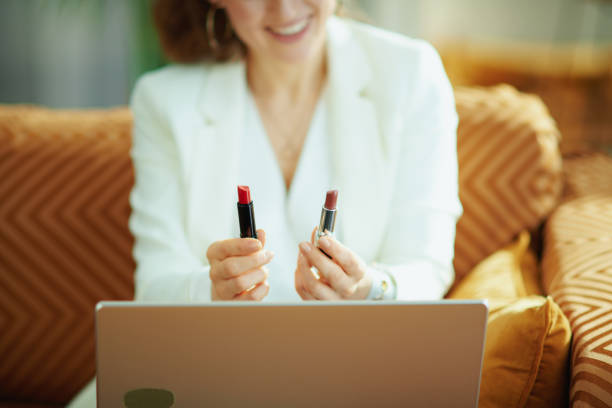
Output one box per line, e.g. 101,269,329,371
542,153,612,407
0,106,135,404
0,88,572,405
562,152,612,202
453,85,563,284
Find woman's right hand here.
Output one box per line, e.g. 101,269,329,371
207,229,273,301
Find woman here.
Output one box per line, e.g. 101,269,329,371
68,0,461,405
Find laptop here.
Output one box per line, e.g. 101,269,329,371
96,300,487,407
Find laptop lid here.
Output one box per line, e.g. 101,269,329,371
96,300,487,408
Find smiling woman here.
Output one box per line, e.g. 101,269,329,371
215,0,335,63
67,0,463,405
153,0,342,63
125,0,461,333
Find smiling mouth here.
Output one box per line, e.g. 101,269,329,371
267,17,310,36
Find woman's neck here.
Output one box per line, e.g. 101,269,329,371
246,46,327,104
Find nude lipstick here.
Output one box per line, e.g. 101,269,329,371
237,185,257,239
315,189,338,253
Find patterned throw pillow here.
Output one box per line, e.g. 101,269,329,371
453,85,563,285
448,232,572,407
0,106,135,404
542,152,612,407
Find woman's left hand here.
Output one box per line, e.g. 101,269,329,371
295,228,372,300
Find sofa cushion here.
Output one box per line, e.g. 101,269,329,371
0,106,135,404
542,152,612,406
481,297,571,408
449,233,571,407
448,230,542,302
453,85,563,285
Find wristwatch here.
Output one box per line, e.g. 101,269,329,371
366,263,397,300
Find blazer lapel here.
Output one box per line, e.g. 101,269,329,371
184,61,247,258
183,17,392,263
327,17,391,262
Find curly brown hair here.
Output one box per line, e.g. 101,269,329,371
153,0,243,63
153,0,351,63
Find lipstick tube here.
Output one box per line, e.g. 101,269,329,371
315,190,338,252
237,185,257,239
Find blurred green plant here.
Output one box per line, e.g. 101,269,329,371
129,0,167,85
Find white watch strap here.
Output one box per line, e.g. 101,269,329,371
366,263,397,300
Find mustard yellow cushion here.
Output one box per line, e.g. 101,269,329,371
481,296,571,407
448,231,542,303
448,232,571,407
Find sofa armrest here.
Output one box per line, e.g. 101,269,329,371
542,152,612,406
0,105,135,405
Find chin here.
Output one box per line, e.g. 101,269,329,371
262,20,326,65
272,49,317,64
269,36,325,65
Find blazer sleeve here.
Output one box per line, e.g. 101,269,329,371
129,76,212,302
375,43,462,300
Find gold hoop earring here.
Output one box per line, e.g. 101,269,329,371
206,6,232,52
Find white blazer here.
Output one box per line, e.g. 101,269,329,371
129,16,462,302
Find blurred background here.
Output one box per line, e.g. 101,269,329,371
1,0,610,154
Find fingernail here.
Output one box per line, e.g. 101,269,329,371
265,250,274,259
319,237,330,249
299,242,311,253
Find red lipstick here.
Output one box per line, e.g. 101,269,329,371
237,185,257,239
315,189,338,253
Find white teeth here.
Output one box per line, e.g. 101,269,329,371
270,19,308,36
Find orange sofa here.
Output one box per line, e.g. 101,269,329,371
1,85,611,407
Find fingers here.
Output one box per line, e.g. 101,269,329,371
257,229,266,247
310,226,317,244
296,252,340,300
235,281,270,301
207,237,262,263
214,249,274,280
299,289,316,301
317,236,365,280
299,241,337,273
294,256,316,300
299,241,352,292
207,230,271,301
215,267,269,299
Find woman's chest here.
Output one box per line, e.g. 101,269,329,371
236,95,335,248
255,96,321,190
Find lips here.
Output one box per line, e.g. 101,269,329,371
268,18,310,36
